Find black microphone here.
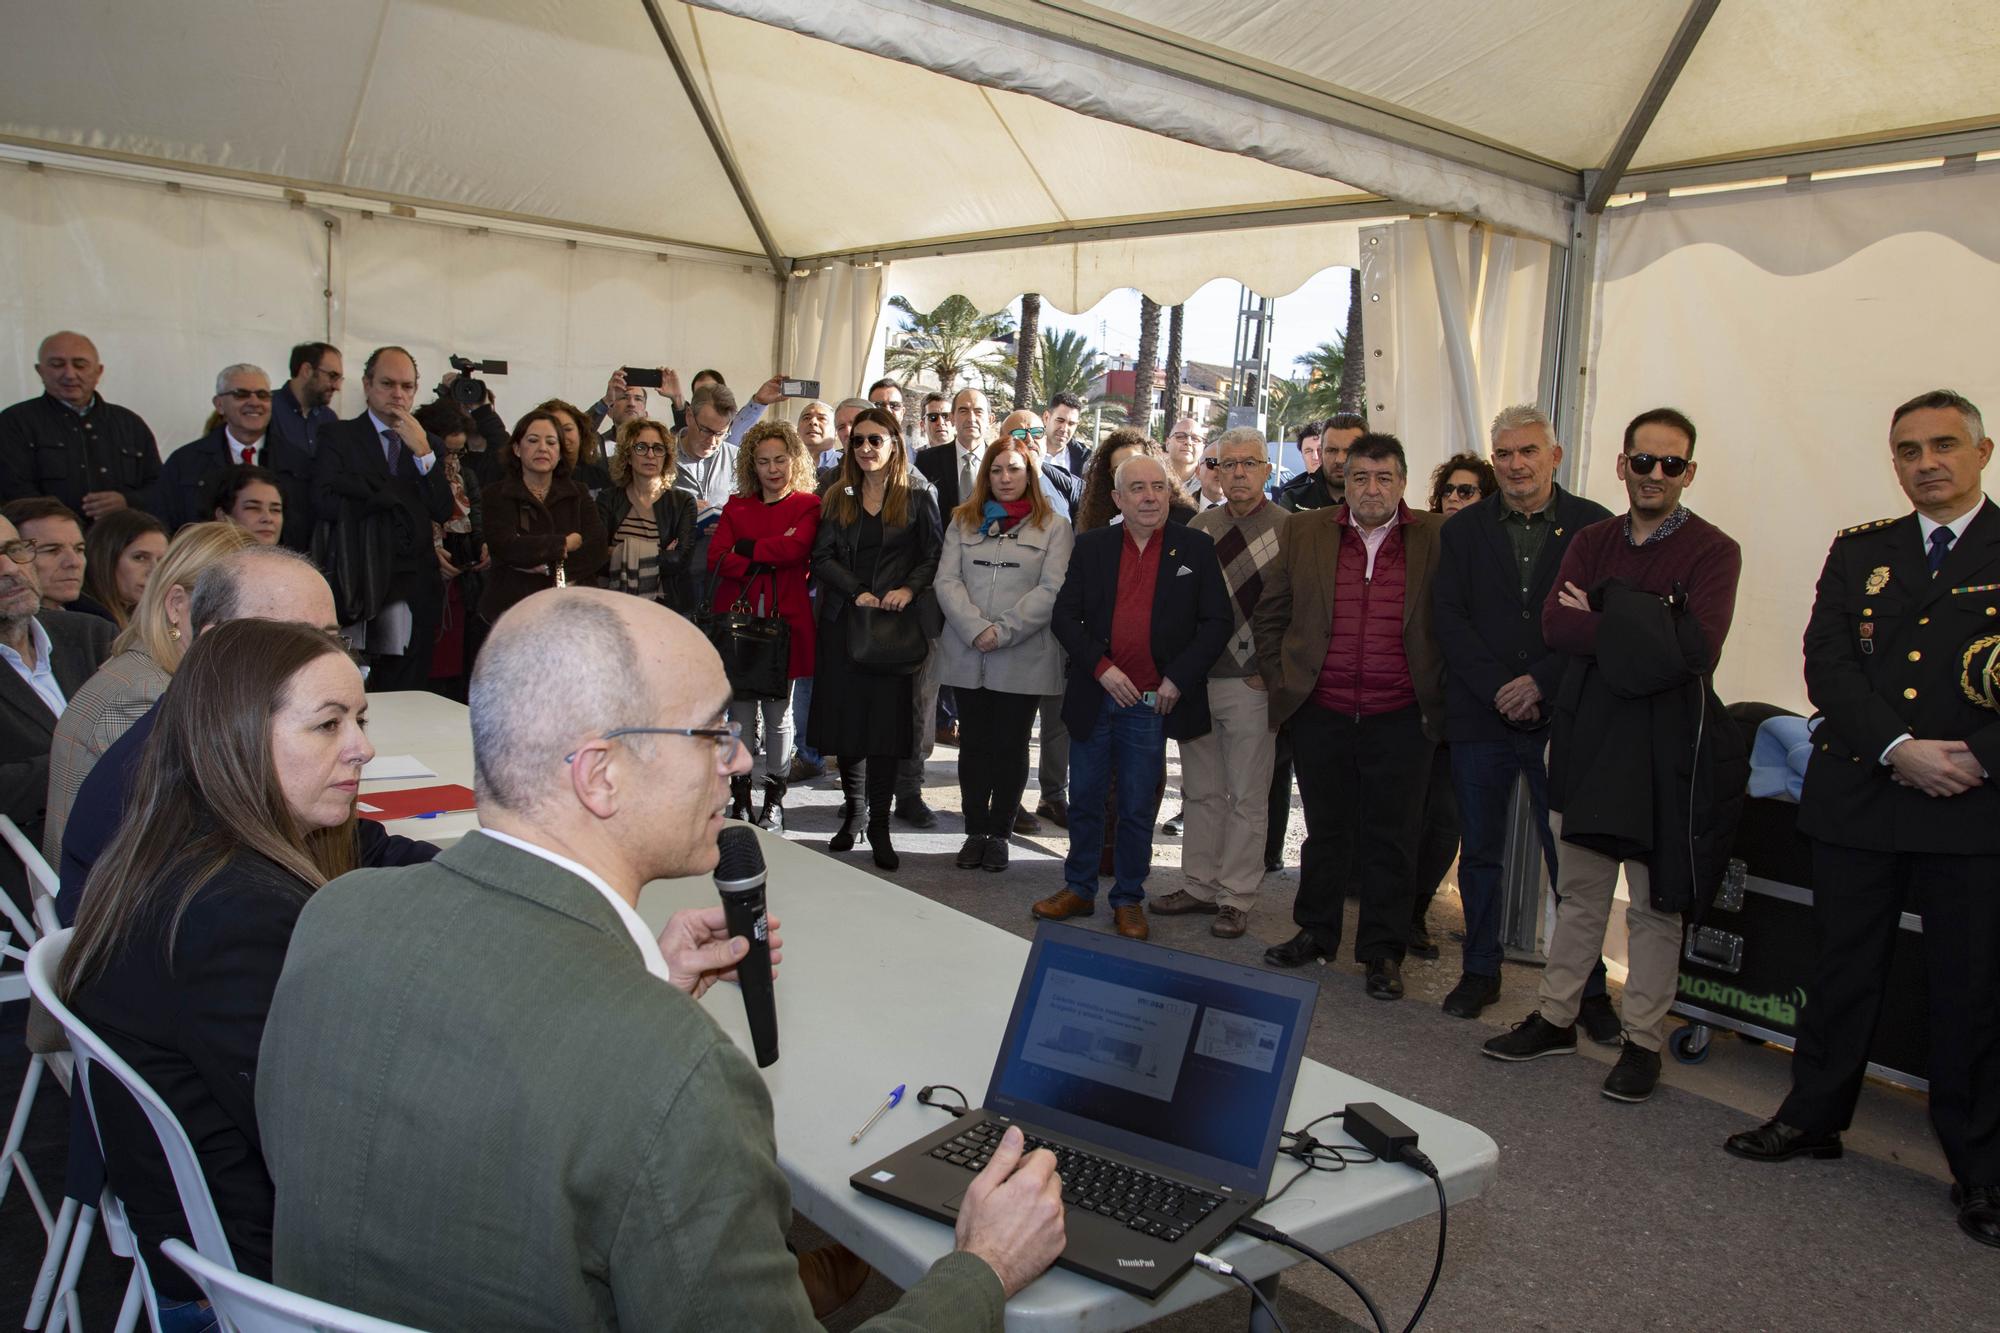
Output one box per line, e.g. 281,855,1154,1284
714,826,778,1067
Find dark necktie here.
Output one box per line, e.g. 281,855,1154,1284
1928,524,1953,575
381,428,403,473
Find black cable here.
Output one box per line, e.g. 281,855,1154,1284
1237,1218,1386,1333
1193,1252,1290,1333
1396,1152,1447,1333
917,1084,970,1117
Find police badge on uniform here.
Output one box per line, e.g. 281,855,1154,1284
1864,566,1891,595
1961,633,2000,711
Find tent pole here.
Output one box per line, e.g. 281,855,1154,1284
1584,0,1721,213
636,0,789,277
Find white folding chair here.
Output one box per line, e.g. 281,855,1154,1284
26,931,237,1333
159,1242,426,1333
0,814,62,936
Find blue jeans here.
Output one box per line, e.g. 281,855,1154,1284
1451,734,1606,996
156,1299,219,1333
1063,696,1167,906
791,677,820,765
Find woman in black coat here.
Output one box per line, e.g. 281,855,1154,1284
478,409,609,625
808,406,942,871
57,620,435,1310
596,417,698,615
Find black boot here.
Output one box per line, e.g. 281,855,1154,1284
727,774,754,822
865,759,900,871
755,776,788,833
830,761,866,853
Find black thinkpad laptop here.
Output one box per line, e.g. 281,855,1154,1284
851,922,1319,1298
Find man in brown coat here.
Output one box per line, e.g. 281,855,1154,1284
1252,433,1445,1000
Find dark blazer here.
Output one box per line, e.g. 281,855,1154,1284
0,394,162,519
311,413,454,593
811,487,945,636
1040,462,1082,520
1050,522,1231,743
1432,486,1613,744
156,426,315,550
914,442,975,515
1251,505,1447,740
1798,500,2000,854
478,476,609,624
0,608,114,851
596,485,699,613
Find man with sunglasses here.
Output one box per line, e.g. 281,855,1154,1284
1484,406,1742,1106
1726,389,2000,1249
259,588,1064,1329
157,363,315,548
993,409,1079,520
1432,404,1613,1023
0,330,162,523
921,391,956,451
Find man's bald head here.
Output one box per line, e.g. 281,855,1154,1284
36,331,103,408
188,546,337,635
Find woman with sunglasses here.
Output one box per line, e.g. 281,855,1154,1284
936,438,1074,872
710,421,821,832
597,417,698,615
1430,452,1496,518
807,406,943,870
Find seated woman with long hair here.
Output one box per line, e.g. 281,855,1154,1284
81,508,168,629
57,620,399,1310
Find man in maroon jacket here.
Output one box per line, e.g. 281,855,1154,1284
1483,407,1741,1104
1251,434,1445,1000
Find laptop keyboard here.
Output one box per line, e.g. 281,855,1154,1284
929,1119,1224,1243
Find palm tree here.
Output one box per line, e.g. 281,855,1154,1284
1336,268,1365,415
1027,328,1105,405
1131,295,1161,436
1160,304,1185,433
1265,374,1313,441
1292,339,1348,420
883,295,1014,392
1012,293,1041,407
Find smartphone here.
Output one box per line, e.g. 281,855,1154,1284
780,377,821,400
621,367,665,389
1141,690,1160,708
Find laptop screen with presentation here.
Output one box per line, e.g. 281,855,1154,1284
986,923,1317,1197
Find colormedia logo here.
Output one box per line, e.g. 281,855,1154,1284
1678,973,1802,1026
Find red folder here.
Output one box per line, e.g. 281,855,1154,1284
356,784,477,822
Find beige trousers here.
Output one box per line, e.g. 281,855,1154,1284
1537,812,1684,1051
1179,676,1277,911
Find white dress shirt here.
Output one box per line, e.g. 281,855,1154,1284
0,617,65,718
478,829,671,982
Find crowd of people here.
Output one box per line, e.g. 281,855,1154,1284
0,320,1993,1331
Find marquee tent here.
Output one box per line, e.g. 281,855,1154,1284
1,0,1996,709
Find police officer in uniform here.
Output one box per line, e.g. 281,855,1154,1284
1725,389,2000,1250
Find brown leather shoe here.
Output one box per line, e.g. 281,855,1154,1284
796,1243,871,1319
1113,905,1149,939
1150,889,1218,916
1212,906,1249,939
1032,889,1096,920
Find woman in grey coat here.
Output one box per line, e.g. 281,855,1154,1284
935,440,1074,872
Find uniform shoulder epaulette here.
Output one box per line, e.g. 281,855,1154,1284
1835,516,1900,539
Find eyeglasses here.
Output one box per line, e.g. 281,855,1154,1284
1008,427,1045,442
1442,483,1480,500
629,442,669,456
850,433,892,448
222,388,273,401
924,412,950,423
1202,458,1265,473
1624,453,1689,478
690,421,728,441
563,720,744,766
0,540,33,565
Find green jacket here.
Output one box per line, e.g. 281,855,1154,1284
256,831,1003,1330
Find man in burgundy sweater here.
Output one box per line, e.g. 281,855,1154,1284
1483,407,1741,1103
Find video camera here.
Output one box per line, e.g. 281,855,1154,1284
443,355,508,408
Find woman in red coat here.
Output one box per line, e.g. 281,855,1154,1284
709,420,821,831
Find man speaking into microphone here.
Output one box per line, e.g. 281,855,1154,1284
256,588,1065,1329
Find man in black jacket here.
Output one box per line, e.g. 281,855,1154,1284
1033,454,1230,940
1432,404,1615,1025
0,330,161,522
1275,412,1365,513
313,346,454,691
1725,389,2000,1249
158,363,315,549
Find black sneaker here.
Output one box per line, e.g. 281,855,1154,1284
1482,1013,1577,1061
1161,807,1183,837
895,794,939,829
1602,1043,1662,1103
954,836,989,869
1440,972,1502,1019
980,838,1009,873
1578,993,1623,1046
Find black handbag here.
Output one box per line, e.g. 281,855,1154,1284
702,566,791,700
311,500,395,627
845,602,927,675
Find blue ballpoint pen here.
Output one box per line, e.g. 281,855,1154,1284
851,1084,905,1144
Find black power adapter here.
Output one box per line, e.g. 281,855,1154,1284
1342,1102,1419,1164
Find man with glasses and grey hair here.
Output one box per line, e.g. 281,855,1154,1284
158,363,314,548
1430,403,1613,1024
258,588,1066,1328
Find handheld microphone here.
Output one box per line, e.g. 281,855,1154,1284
714,826,778,1067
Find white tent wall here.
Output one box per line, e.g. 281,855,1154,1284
1358,219,1552,489
0,159,777,453
781,263,887,409
1577,162,2000,714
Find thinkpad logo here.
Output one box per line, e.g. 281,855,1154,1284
1116,1258,1156,1268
